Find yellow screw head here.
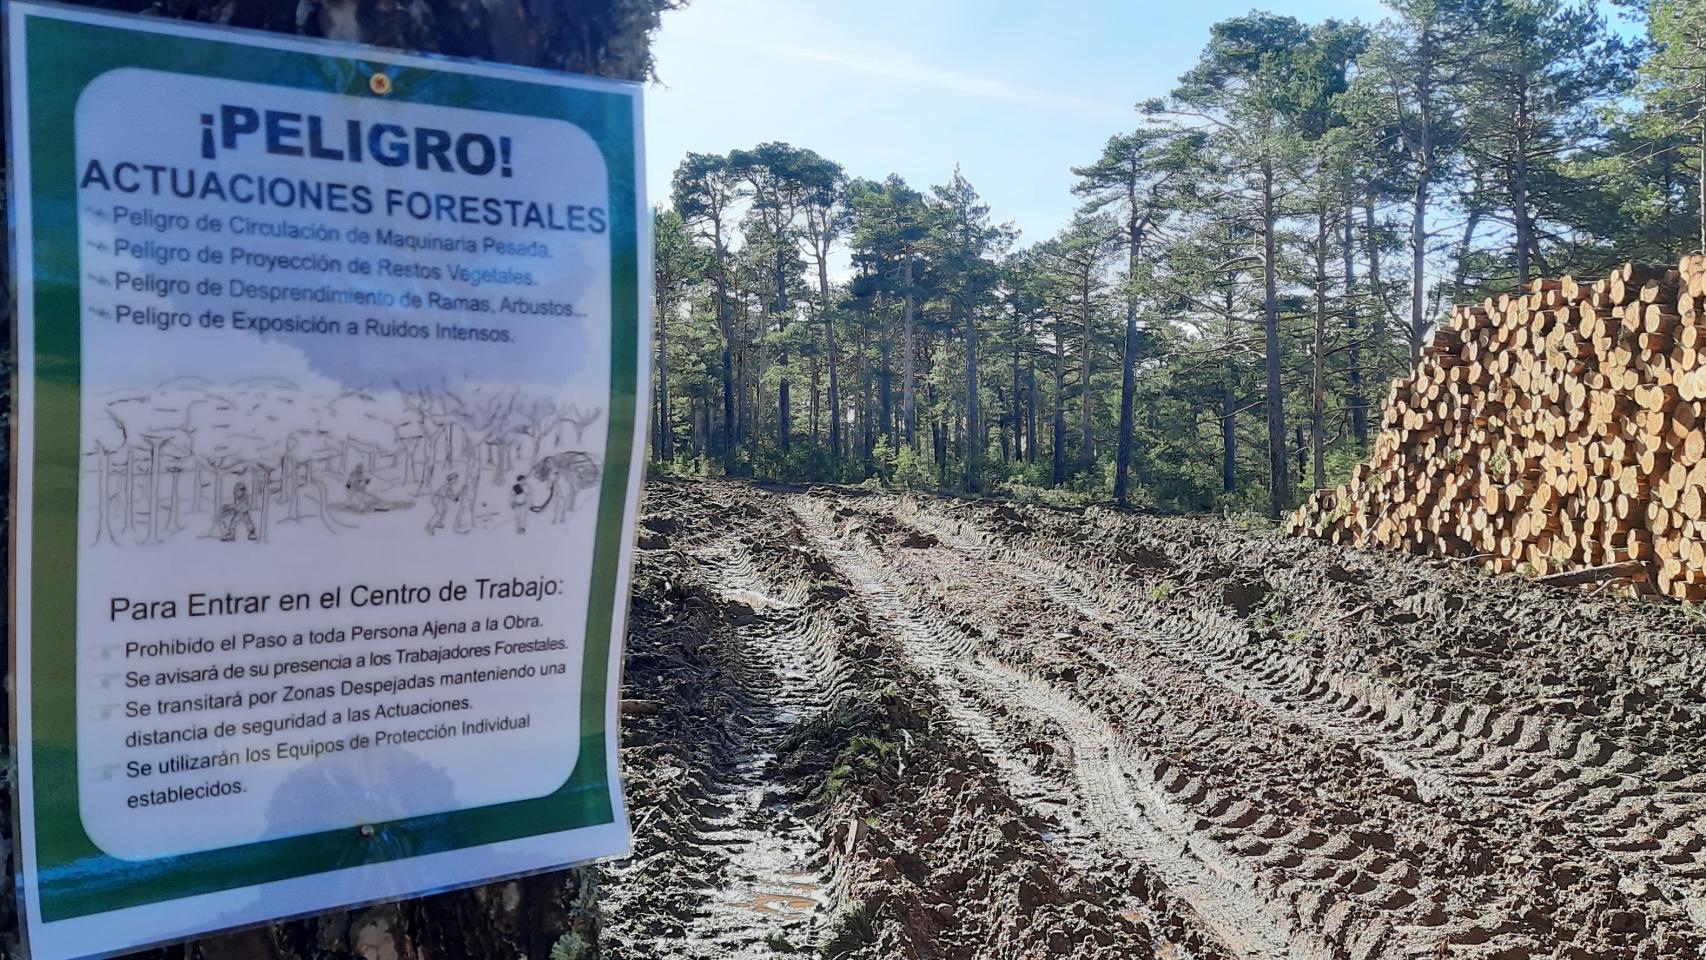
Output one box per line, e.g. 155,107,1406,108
369,73,392,95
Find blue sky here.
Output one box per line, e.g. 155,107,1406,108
644,0,1394,246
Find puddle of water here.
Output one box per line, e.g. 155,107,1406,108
725,586,785,609
729,892,819,916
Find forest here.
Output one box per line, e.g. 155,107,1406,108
648,0,1706,518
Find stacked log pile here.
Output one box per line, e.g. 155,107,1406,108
1290,255,1706,599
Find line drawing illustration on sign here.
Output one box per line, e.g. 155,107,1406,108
84,379,605,546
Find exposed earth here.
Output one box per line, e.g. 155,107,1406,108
598,478,1706,959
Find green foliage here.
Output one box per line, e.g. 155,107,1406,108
651,8,1701,515
548,931,595,960
1312,444,1365,491
889,444,934,492
779,691,909,807
825,735,902,802
819,904,878,958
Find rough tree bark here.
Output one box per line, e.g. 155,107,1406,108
1052,327,1066,485
963,302,979,492
901,253,918,449
657,294,673,461
1221,284,1237,496
1025,318,1038,465
1342,196,1365,447
0,0,671,956
1260,157,1288,520
1010,320,1023,464
1408,22,1436,362
1111,184,1144,508
1078,270,1094,473
773,248,791,453
818,247,840,466
716,252,734,463
1511,83,1533,286
1312,201,1328,491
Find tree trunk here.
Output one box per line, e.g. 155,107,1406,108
1113,301,1139,507
1512,86,1533,286
770,245,792,454
810,356,822,445
878,295,893,444
657,291,672,461
1410,169,1430,360
821,253,840,467
1222,360,1237,495
1451,205,1482,302
1343,196,1364,446
1052,329,1066,485
963,307,979,492
717,269,735,465
1026,319,1038,464
1312,202,1327,492
1410,26,1436,362
861,324,874,473
1113,195,1144,507
902,254,918,448
750,329,765,460
929,382,945,481
1011,329,1023,464
1262,158,1288,520
1078,272,1094,473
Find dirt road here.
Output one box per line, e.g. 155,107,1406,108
600,479,1706,959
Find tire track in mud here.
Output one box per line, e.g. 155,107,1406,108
898,501,1706,931
679,539,833,954
814,493,1706,959
602,508,835,958
787,495,1318,960
805,500,1436,959
615,482,1179,959
615,481,1706,957
897,499,1706,937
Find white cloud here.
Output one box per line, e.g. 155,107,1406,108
751,43,1132,124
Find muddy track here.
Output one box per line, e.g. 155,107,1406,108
600,488,834,958
897,501,1706,929
611,480,1706,958
788,495,1309,960
906,498,1706,913
802,490,1706,957
796,497,1429,959
674,538,832,950
608,481,1166,959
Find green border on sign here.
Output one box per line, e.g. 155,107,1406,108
21,12,637,921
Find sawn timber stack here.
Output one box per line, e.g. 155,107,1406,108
1290,255,1706,600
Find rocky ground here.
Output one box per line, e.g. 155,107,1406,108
598,478,1706,959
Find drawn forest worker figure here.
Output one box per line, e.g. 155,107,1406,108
345,463,369,510
511,474,531,534
427,473,460,535
221,482,258,542
345,462,383,513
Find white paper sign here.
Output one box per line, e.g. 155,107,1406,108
6,5,647,957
